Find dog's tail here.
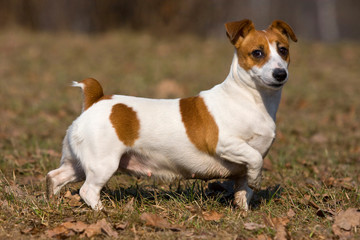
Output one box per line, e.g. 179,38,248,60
72,78,104,112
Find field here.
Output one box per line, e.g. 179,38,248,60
0,29,359,239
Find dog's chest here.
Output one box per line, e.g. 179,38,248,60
246,130,275,157
249,106,277,154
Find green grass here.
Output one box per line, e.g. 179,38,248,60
0,29,359,239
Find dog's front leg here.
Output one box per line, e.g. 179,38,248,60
219,141,263,190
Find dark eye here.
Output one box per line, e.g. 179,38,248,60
278,47,288,56
251,50,264,59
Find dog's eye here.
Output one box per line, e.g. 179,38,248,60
278,47,288,57
251,50,264,59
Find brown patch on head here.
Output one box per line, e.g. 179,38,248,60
180,96,219,155
225,19,297,70
110,103,140,147
269,20,297,43
235,30,272,70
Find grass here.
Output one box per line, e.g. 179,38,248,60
0,29,359,239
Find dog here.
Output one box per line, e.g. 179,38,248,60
46,19,297,211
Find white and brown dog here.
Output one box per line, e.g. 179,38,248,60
46,19,297,210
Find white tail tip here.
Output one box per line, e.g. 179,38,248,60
71,81,84,89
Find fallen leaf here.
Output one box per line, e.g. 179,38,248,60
62,221,88,233
244,222,266,231
82,219,118,238
287,209,296,218
272,217,290,240
140,213,182,231
140,212,171,229
96,219,118,238
185,205,202,214
202,210,224,221
332,208,360,238
46,225,72,238
114,222,128,230
124,197,134,212
324,177,355,190
81,223,102,238
256,234,272,240
20,227,34,234
64,190,82,207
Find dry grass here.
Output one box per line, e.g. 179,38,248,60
0,29,359,239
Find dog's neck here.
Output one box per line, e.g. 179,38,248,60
221,52,282,121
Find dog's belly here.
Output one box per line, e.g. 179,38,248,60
118,150,247,181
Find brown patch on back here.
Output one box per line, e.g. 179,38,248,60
110,103,140,147
180,96,219,155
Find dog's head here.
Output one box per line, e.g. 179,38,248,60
225,19,297,90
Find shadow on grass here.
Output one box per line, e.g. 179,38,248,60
101,180,283,209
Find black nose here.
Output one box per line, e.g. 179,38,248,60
272,68,287,82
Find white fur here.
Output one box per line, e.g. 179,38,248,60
47,34,288,211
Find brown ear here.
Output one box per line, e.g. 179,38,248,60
225,19,255,45
269,20,298,42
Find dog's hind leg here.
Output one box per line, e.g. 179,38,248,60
76,137,125,210
79,152,121,210
46,136,85,199
233,177,253,210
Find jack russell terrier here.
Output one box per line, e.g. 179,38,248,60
46,19,297,210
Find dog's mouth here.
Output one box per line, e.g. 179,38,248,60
268,82,284,88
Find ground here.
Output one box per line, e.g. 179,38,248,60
0,30,359,239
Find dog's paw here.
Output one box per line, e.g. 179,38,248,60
46,174,54,200
234,189,253,211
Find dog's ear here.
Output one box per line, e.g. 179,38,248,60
225,19,255,45
269,20,298,42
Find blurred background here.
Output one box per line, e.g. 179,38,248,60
0,0,359,41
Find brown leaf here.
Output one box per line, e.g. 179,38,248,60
64,190,82,207
332,208,360,238
96,219,119,238
81,224,102,238
202,210,224,221
256,234,272,240
324,177,355,190
46,225,72,238
82,219,118,238
124,197,134,212
140,212,171,229
287,209,296,218
62,221,88,233
244,222,266,231
114,222,128,230
272,217,290,240
185,205,202,214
